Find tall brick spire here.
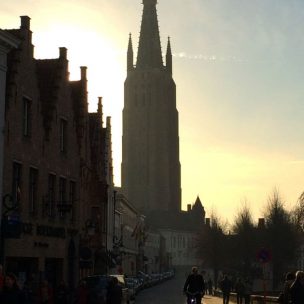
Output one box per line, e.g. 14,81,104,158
136,0,163,69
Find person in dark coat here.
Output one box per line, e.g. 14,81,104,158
220,275,232,304
107,277,122,304
0,272,24,304
207,278,213,295
290,270,304,304
278,272,295,304
235,278,245,304
183,266,205,304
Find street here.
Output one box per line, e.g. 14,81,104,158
135,271,223,304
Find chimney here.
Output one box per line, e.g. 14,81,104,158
80,66,87,81
187,204,191,212
59,47,67,60
20,16,30,30
258,218,265,229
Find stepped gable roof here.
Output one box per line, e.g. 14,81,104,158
88,112,106,141
70,80,82,117
70,80,81,97
36,59,61,104
4,29,22,39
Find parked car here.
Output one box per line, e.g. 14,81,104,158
137,271,151,288
83,274,130,304
127,277,141,294
125,277,136,299
82,275,109,304
109,274,130,304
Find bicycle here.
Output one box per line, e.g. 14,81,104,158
185,291,203,304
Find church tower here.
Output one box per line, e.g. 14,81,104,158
121,0,181,214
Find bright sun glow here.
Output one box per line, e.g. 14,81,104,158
3,0,304,223
33,22,125,187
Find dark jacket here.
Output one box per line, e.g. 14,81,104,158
183,274,205,294
235,280,245,294
220,277,232,294
290,279,304,304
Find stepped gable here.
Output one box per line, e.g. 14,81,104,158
70,66,88,143
36,58,62,139
4,30,21,103
4,29,22,39
70,79,84,139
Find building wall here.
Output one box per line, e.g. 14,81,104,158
144,231,161,274
2,17,93,289
114,191,141,276
0,30,19,262
160,229,202,267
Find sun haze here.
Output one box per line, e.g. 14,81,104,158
2,0,304,223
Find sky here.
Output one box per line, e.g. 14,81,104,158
2,0,304,224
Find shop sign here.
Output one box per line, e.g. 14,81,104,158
36,225,66,238
2,215,21,238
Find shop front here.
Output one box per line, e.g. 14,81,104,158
3,222,79,290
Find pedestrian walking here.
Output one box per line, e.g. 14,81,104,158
220,275,232,304
234,278,245,304
278,272,295,304
290,270,304,304
0,272,24,303
243,278,252,304
207,278,213,295
107,277,122,304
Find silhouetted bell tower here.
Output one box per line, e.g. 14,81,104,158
121,0,181,214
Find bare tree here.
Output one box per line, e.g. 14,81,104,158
263,189,298,289
231,203,257,277
198,211,226,288
291,191,304,232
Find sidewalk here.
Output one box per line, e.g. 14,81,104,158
203,295,225,304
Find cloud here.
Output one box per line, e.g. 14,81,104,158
172,52,246,62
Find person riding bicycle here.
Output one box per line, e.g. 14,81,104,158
183,267,205,304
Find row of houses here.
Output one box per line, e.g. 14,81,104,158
0,16,202,290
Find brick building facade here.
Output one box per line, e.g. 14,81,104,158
1,16,113,290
